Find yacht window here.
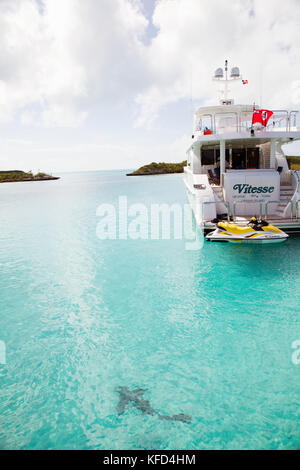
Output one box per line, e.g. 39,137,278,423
215,149,230,165
201,148,230,166
201,149,215,165
231,148,259,169
232,149,246,169
247,148,259,169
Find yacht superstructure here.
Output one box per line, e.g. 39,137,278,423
184,61,300,234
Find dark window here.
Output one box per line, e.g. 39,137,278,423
231,148,259,169
232,149,246,169
247,148,259,168
201,149,215,165
202,148,231,166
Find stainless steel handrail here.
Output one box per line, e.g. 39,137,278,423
296,200,300,220
194,113,213,133
232,200,264,222
289,110,299,130
265,200,294,220
194,108,300,134
268,110,289,132
200,198,299,224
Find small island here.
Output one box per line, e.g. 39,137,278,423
127,160,187,176
0,170,60,183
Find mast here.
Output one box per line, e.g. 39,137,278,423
224,59,228,100
213,59,242,105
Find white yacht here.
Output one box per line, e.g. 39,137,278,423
184,60,300,234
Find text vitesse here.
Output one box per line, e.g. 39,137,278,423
233,184,274,194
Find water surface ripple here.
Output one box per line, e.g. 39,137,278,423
0,171,299,450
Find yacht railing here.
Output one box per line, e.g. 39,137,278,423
200,199,299,224
289,111,298,130
232,199,294,221
194,114,214,132
232,201,264,222
296,200,300,220
265,110,289,132
195,110,299,135
214,112,239,134
265,200,294,220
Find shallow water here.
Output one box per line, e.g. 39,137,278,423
0,171,299,450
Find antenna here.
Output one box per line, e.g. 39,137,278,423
224,59,228,99
259,66,263,107
190,67,194,119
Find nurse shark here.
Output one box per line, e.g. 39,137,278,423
115,386,191,423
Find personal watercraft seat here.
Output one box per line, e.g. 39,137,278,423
217,222,254,235
247,217,283,233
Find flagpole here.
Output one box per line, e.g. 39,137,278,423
224,59,228,100
259,66,263,107
251,102,256,134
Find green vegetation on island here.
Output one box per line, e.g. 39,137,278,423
0,170,59,183
127,157,300,175
127,160,187,176
286,156,300,170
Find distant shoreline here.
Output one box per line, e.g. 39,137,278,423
127,172,181,176
127,161,187,176
127,157,300,174
0,170,60,183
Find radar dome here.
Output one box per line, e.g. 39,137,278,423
214,67,223,78
230,67,240,78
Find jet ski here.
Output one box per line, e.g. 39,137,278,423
206,217,289,244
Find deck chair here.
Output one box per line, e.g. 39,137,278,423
208,169,219,185
214,167,220,179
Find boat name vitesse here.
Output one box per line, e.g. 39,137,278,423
233,184,274,194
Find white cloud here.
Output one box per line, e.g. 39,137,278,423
0,0,299,128
135,0,300,126
0,0,300,170
0,0,149,126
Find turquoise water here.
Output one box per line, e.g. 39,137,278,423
0,170,300,450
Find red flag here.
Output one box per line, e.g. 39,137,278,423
252,109,262,125
252,109,273,127
261,109,273,126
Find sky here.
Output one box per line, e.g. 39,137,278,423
0,0,300,172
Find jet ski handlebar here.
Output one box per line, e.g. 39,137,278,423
247,217,269,230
